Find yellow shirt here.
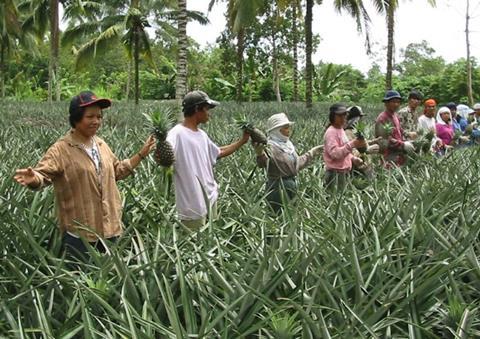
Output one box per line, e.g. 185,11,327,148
31,130,133,241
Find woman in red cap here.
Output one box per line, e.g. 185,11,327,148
14,91,155,262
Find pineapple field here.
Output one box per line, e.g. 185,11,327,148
1,100,480,338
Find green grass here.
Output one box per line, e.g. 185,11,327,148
0,100,479,338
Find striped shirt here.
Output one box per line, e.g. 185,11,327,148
30,130,134,241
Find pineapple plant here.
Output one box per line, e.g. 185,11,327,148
234,114,267,144
383,122,394,137
354,120,367,153
144,110,175,167
413,129,435,153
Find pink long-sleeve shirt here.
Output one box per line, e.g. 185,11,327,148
323,125,354,171
436,123,454,145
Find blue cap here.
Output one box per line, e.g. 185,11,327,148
383,90,402,102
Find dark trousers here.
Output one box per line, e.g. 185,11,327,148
62,233,118,263
266,177,297,214
324,170,350,193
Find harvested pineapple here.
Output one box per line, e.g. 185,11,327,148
354,120,368,153
144,110,175,167
235,114,267,144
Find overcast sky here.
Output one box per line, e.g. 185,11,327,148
187,0,480,74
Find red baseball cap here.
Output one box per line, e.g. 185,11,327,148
69,91,111,115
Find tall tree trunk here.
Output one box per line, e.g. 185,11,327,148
126,58,132,100
134,24,140,105
175,0,188,100
272,8,281,103
466,0,474,106
385,2,395,91
292,0,299,102
305,0,313,108
235,28,244,102
48,0,60,102
0,43,5,99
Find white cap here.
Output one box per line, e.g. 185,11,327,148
474,103,480,110
457,104,474,119
266,113,294,133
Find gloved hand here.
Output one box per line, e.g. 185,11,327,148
308,145,323,157
407,131,418,140
403,141,416,153
352,138,367,150
366,144,380,154
252,142,266,156
352,157,364,168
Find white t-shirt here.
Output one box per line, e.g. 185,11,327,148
81,139,101,173
417,115,435,132
417,115,441,148
167,124,221,220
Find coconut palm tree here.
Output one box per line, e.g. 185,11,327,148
291,0,300,102
175,0,187,100
209,0,264,102
370,0,436,90
305,0,371,108
174,0,209,100
0,0,22,98
465,0,474,106
20,0,61,102
63,0,207,104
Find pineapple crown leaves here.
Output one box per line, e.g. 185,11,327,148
383,122,394,136
354,120,367,138
144,109,175,140
234,113,255,130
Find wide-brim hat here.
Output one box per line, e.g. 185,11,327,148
267,113,294,133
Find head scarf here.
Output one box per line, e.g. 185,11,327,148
436,106,452,125
456,104,473,119
424,98,436,110
268,126,296,155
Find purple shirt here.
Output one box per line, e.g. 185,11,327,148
436,123,454,145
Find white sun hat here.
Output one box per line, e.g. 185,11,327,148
457,104,474,119
266,113,294,133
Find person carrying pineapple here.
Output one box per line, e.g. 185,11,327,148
344,106,380,181
417,99,444,154
252,113,323,213
13,91,156,262
375,90,416,168
166,90,249,230
323,104,367,192
344,106,381,154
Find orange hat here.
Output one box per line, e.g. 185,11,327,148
424,99,437,107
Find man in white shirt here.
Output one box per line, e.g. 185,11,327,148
167,91,249,230
417,99,442,151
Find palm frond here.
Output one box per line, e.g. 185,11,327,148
74,24,122,70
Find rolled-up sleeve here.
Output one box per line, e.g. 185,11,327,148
297,152,313,171
104,144,133,180
32,144,63,189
